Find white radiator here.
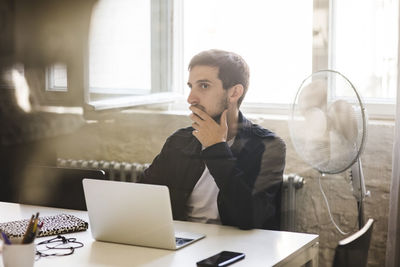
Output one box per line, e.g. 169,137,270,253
282,174,304,231
57,158,149,182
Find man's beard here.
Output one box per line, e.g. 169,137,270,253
192,96,229,123
212,96,229,123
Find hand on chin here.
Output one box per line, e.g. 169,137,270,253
189,106,228,148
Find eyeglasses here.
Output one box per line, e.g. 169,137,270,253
35,235,84,260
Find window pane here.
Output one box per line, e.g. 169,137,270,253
47,63,68,91
89,0,151,95
183,0,313,104
332,0,398,101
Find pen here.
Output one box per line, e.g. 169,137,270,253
26,212,41,244
37,221,44,235
1,230,12,245
33,221,44,239
21,214,34,243
22,214,36,244
32,212,40,233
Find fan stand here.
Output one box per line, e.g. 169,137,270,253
319,159,370,235
351,158,370,229
319,173,349,235
357,201,364,229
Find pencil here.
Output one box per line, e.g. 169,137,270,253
32,212,40,233
21,214,35,244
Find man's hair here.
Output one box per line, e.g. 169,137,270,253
188,49,250,107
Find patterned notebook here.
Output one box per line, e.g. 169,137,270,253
0,214,88,238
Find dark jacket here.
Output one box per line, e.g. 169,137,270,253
139,112,286,230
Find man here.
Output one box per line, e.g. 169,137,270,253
139,49,286,230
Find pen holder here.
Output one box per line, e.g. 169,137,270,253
1,240,35,267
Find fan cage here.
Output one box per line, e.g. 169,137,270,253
289,70,367,174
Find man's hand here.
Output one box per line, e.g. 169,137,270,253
189,106,228,148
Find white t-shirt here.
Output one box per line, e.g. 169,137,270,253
186,138,235,224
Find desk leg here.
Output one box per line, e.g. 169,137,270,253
279,240,319,267
305,242,319,267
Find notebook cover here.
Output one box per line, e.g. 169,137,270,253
0,214,88,238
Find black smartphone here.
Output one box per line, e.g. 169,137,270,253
196,251,245,267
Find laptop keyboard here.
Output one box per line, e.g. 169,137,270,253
175,237,194,246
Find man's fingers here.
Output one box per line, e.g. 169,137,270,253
189,113,204,125
192,129,200,138
189,106,210,121
192,122,200,130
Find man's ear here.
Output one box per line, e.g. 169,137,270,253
229,84,244,103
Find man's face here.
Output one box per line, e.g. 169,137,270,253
187,65,229,122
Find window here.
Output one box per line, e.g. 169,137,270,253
46,63,68,92
183,0,314,105
46,0,398,118
329,0,398,118
46,0,177,111
89,0,151,96
183,0,397,118
330,0,398,101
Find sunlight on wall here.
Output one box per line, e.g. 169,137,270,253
12,68,31,113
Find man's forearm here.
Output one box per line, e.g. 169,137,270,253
203,138,286,229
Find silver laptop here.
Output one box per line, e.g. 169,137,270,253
82,179,205,250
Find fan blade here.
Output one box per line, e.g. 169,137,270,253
298,79,328,114
327,99,358,143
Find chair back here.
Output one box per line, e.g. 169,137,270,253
332,218,374,267
17,165,106,210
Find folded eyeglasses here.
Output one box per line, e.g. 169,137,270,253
36,235,84,260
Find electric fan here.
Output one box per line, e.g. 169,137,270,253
288,69,370,232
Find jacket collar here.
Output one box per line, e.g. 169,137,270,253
232,111,275,154
230,111,250,154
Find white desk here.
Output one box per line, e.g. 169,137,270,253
0,202,318,267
